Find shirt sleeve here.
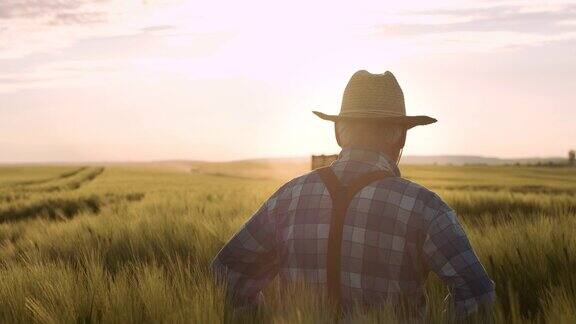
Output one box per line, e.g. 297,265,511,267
421,208,495,319
211,187,283,305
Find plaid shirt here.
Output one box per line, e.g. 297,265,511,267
212,148,495,317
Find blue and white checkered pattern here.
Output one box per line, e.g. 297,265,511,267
212,148,495,317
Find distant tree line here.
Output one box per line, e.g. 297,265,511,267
503,150,576,168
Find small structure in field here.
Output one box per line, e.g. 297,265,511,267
569,150,575,166
311,154,338,170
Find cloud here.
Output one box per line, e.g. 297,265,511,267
141,25,175,32
2,0,574,93
378,4,576,36
0,26,233,94
0,0,148,59
48,11,108,25
0,1,109,26
0,58,125,94
0,0,109,20
0,77,52,84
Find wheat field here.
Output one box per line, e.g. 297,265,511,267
0,162,575,323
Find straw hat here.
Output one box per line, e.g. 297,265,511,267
313,70,436,129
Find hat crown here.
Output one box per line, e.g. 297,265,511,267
340,70,406,117
311,69,436,129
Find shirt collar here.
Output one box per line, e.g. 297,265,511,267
333,147,401,177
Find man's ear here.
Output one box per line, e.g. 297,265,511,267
392,129,407,165
397,128,407,150
335,122,343,147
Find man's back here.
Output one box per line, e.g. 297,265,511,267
212,148,494,317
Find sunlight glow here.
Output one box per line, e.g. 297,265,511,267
0,0,575,162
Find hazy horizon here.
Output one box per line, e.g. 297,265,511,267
0,152,568,165
1,0,575,163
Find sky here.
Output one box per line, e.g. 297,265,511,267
1,0,575,163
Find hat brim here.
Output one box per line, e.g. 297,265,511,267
312,111,437,129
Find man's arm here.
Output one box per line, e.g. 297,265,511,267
211,188,283,306
421,208,495,319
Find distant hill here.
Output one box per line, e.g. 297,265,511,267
6,155,566,182
3,154,567,182
2,155,566,169
175,155,567,180
228,155,567,166
401,155,566,166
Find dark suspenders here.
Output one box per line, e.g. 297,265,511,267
316,167,392,307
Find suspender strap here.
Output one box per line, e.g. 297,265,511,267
316,167,391,307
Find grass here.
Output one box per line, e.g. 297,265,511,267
0,162,574,323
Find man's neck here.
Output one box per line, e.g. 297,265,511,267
341,145,400,163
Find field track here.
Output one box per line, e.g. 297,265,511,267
7,167,88,187
18,167,106,193
0,167,105,203
0,167,147,223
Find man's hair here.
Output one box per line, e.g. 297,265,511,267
335,120,406,151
